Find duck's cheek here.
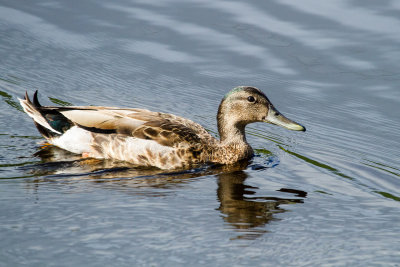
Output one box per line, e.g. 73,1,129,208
257,111,269,122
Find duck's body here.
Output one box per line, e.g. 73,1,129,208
19,86,305,169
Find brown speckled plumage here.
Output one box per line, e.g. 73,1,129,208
19,87,305,169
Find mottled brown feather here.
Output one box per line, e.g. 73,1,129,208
131,120,204,147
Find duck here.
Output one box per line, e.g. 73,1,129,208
19,86,305,169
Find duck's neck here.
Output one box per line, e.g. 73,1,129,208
217,117,247,144
212,114,253,164
216,107,252,151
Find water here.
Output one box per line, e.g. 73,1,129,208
1,0,400,266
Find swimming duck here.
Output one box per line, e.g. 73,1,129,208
19,86,305,169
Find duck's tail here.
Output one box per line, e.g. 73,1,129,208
19,91,64,139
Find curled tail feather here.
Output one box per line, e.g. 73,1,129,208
19,91,62,136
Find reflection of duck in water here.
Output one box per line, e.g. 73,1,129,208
27,147,306,239
217,162,306,239
19,86,305,169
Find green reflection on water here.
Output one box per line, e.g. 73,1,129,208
363,160,400,177
278,145,354,180
48,97,73,106
375,191,400,201
0,77,19,85
254,148,273,156
0,90,24,112
278,146,400,202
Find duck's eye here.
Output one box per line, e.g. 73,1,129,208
247,96,255,102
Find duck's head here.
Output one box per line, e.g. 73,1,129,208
217,86,305,141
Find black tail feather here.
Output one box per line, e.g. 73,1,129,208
33,90,42,107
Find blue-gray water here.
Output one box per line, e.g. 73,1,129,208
1,0,400,266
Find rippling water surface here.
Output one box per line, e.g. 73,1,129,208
1,0,400,266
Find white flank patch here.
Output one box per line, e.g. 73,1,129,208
51,126,93,154
125,138,174,156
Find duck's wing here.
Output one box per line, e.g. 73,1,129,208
20,91,215,147
54,106,214,146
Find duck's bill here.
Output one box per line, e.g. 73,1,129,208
264,106,306,131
